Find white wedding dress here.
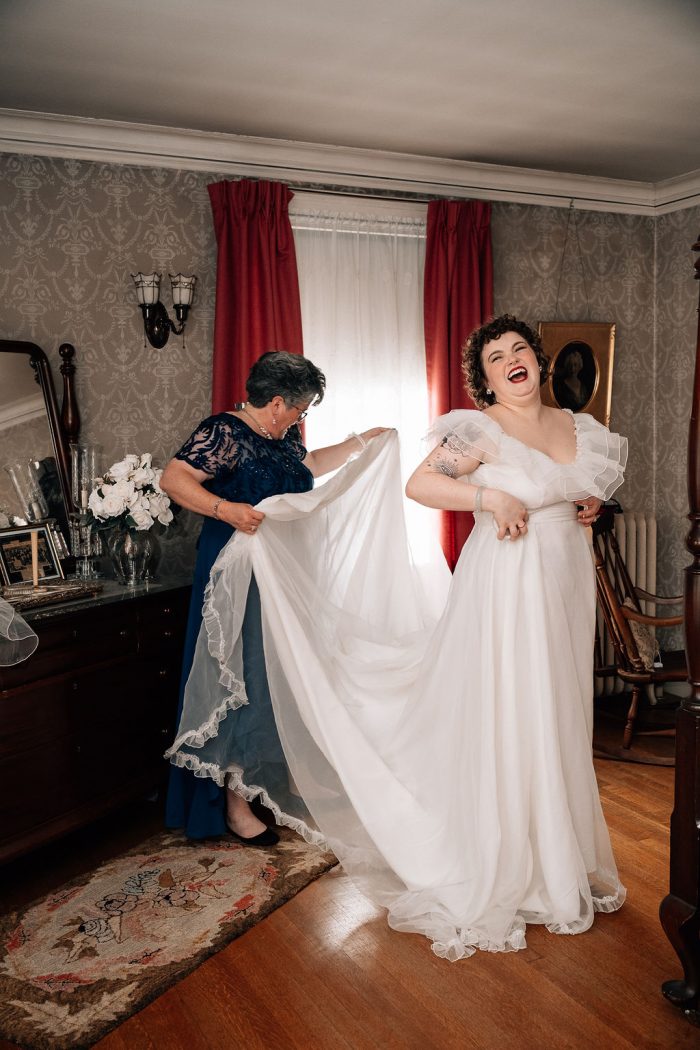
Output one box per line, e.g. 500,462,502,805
167,410,628,960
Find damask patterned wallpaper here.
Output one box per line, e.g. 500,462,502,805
0,152,697,595
0,154,218,570
492,203,656,513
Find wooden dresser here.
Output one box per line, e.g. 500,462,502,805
0,577,191,863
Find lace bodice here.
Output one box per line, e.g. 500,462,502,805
175,413,314,505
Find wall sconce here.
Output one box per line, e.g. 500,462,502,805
131,272,197,349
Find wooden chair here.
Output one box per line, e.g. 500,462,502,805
591,507,687,763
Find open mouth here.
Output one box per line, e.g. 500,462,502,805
507,365,528,383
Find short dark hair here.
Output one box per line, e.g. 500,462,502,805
246,351,326,408
462,314,549,408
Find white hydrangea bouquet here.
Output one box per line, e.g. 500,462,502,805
87,453,174,533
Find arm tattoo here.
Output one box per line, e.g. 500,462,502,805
427,458,458,479
425,435,467,479
423,438,461,480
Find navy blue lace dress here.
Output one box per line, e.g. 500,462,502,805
165,414,314,838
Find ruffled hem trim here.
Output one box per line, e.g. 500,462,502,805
167,750,331,851
201,561,251,700
164,689,248,755
592,886,626,913
166,543,254,757
429,922,528,962
390,878,626,961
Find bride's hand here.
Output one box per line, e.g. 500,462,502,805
484,489,529,541
576,496,602,527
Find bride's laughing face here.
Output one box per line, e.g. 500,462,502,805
482,331,541,405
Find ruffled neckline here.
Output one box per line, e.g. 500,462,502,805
488,408,579,468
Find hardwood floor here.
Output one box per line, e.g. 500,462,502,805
0,760,694,1050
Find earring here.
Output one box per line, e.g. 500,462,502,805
486,388,492,396
272,417,278,425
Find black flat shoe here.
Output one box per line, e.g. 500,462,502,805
226,824,280,847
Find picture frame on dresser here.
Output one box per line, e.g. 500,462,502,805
0,524,64,585
538,321,616,426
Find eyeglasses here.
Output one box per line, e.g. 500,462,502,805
294,407,309,422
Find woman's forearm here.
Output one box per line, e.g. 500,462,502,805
307,434,366,477
160,460,264,532
160,461,220,518
307,429,390,477
405,471,483,512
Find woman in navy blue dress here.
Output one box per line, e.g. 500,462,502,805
162,351,386,845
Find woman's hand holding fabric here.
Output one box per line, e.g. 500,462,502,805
219,501,265,534
575,496,602,527
485,489,529,541
306,428,394,477
361,427,393,442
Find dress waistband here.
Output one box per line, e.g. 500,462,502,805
474,502,578,527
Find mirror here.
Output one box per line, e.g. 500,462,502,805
0,341,74,545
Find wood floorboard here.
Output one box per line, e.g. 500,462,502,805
0,760,694,1049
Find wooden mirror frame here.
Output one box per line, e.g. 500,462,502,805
0,340,79,519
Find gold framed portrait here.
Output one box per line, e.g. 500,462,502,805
538,322,616,426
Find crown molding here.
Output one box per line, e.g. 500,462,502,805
0,108,698,217
652,169,700,214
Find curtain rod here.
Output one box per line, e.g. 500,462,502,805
267,176,436,205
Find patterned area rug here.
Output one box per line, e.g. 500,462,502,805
0,827,336,1050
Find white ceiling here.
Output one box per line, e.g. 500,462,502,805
1,0,699,184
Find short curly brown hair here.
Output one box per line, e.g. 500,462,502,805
462,314,549,408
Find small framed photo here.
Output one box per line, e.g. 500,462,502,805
538,322,616,426
0,525,64,586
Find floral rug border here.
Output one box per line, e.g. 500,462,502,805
0,828,336,1050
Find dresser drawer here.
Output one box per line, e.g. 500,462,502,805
0,736,79,841
137,593,190,649
0,678,77,757
0,606,139,688
0,580,191,862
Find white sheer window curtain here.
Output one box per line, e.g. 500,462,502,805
290,196,438,559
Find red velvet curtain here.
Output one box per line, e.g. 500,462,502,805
424,200,493,569
208,179,303,413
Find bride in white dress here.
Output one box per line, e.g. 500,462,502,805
167,314,627,961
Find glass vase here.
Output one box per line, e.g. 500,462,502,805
5,461,49,522
69,443,103,579
108,529,159,586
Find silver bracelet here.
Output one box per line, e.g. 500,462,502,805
212,497,226,520
473,486,483,513
348,432,368,450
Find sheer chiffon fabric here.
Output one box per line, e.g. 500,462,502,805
167,412,628,960
0,598,38,666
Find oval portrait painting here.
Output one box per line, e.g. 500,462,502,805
551,340,598,412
